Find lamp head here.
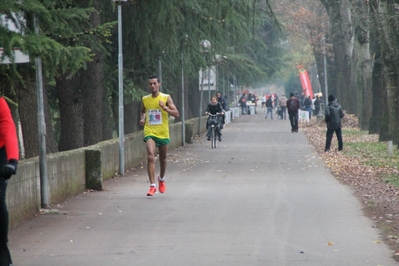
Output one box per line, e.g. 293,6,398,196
200,39,211,51
113,0,128,4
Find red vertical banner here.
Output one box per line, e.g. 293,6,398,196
297,65,313,99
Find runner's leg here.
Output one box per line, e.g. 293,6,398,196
145,138,157,184
158,144,168,179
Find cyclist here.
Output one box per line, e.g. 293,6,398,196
205,95,225,142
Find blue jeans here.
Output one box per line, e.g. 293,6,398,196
306,107,312,120
265,107,273,119
241,105,247,114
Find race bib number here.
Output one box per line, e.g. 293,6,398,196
148,109,162,125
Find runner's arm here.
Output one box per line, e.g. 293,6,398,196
162,96,179,118
139,101,146,126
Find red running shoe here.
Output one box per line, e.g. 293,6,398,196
147,186,157,196
158,176,166,193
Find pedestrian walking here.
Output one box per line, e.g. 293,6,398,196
216,91,228,111
279,94,287,120
0,97,19,266
252,92,259,114
216,92,228,127
324,94,344,152
239,93,247,115
265,96,273,119
304,95,312,120
287,92,300,132
139,75,180,196
261,94,266,112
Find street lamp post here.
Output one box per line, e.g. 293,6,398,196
158,56,162,92
158,51,165,92
198,40,211,136
234,77,238,107
214,54,221,94
34,17,49,208
214,54,226,94
322,35,328,108
113,0,127,175
181,34,188,146
222,68,225,98
207,67,211,100
181,51,185,146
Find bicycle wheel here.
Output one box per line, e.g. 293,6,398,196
213,127,218,148
211,127,216,149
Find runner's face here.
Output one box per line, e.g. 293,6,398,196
148,79,160,93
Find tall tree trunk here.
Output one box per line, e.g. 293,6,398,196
323,0,354,112
81,58,104,145
183,76,191,119
369,53,386,136
369,2,386,135
124,101,140,134
56,74,84,151
188,78,202,119
173,79,183,123
111,91,140,136
374,0,399,145
351,0,372,130
16,65,58,158
111,91,118,137
102,94,114,140
81,3,104,146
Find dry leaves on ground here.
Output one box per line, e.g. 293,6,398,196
302,115,399,260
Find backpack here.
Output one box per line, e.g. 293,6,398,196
290,99,297,110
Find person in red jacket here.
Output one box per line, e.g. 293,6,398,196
286,92,300,133
0,97,19,266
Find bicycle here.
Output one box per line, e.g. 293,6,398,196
208,113,221,149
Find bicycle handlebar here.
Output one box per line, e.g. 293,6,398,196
207,112,223,116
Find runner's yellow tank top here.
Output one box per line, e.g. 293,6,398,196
142,93,170,139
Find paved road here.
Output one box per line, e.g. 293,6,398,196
9,113,397,266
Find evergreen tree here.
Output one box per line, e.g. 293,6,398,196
0,0,114,156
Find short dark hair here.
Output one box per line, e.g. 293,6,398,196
148,75,159,82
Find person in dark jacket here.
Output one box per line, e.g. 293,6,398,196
286,92,300,132
0,97,19,266
216,91,228,111
205,96,225,141
264,96,273,119
324,94,344,151
216,92,227,128
303,95,312,120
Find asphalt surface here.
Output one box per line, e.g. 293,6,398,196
9,112,397,266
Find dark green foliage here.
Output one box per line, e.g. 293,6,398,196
1,1,115,80
1,0,289,153
116,0,286,96
284,71,302,95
